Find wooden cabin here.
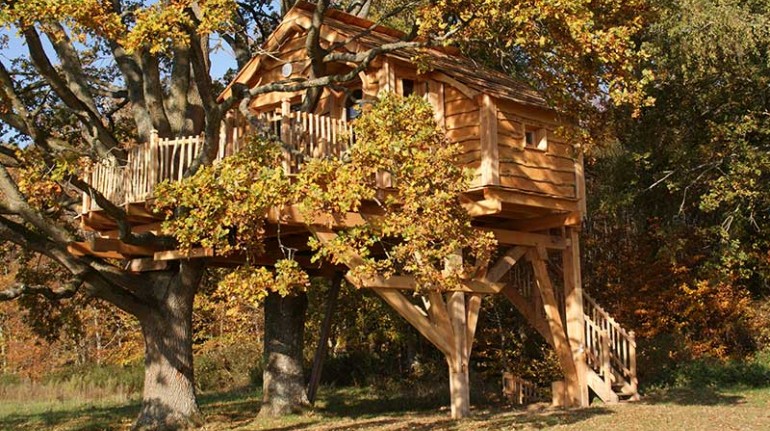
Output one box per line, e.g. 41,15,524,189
76,2,638,418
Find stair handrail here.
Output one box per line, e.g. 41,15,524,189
582,291,638,397
582,291,634,341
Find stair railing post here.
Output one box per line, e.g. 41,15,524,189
629,331,639,400
600,329,612,397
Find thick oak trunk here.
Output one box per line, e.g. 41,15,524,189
134,263,203,431
260,291,310,417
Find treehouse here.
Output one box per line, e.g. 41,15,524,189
75,1,638,418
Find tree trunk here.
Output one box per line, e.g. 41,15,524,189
260,291,310,417
134,262,203,431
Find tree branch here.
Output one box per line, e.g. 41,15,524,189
0,277,82,301
22,27,120,158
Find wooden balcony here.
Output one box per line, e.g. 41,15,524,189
83,110,354,215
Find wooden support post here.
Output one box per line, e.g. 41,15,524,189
575,153,587,218
312,228,478,419
427,81,445,129
465,294,482,358
280,99,292,173
479,94,499,186
447,291,470,419
563,228,589,406
530,247,581,407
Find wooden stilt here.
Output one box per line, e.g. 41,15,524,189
312,228,480,419
530,246,581,407
447,292,470,419
563,228,589,406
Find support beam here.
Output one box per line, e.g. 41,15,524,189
90,237,158,256
447,291,470,419
563,228,589,406
312,227,479,419
359,274,503,294
530,248,581,407
154,248,215,261
67,242,125,260
425,291,453,342
125,258,169,273
484,228,569,249
485,246,528,283
461,197,502,217
465,294,482,358
507,212,582,232
372,288,454,357
307,274,342,404
501,284,552,343
479,94,500,186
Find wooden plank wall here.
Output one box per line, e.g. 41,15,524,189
495,100,577,199
444,85,482,186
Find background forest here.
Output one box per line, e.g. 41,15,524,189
1,0,769,414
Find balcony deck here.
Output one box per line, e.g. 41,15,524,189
80,108,582,240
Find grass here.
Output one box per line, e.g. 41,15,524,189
1,384,770,431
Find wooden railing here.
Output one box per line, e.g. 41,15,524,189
83,110,354,213
583,291,638,398
502,372,540,405
500,263,638,402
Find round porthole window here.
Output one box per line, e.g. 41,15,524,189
281,63,293,77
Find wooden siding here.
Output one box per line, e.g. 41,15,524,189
494,99,577,200
443,85,482,185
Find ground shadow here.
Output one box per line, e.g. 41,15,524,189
0,401,139,431
319,388,446,418
641,385,746,406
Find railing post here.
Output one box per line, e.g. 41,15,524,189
82,168,91,214
600,329,612,396
280,101,292,174
149,130,159,199
629,331,639,400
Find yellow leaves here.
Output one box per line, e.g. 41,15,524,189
154,135,289,257
304,94,497,292
124,0,237,54
124,2,192,55
1,0,236,54
216,260,309,306
1,0,123,41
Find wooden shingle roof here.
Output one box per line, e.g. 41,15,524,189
218,1,548,109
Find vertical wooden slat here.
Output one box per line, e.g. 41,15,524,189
280,100,291,174
479,93,500,186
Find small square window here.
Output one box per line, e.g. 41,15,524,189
524,126,547,151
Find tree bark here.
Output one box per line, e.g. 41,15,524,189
134,262,203,431
260,291,310,417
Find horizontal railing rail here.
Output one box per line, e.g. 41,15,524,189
583,291,637,396
82,109,354,213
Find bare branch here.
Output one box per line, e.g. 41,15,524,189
22,27,120,157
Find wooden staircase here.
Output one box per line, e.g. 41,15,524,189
583,292,639,402
500,264,639,403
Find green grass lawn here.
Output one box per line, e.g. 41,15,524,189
1,385,769,431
